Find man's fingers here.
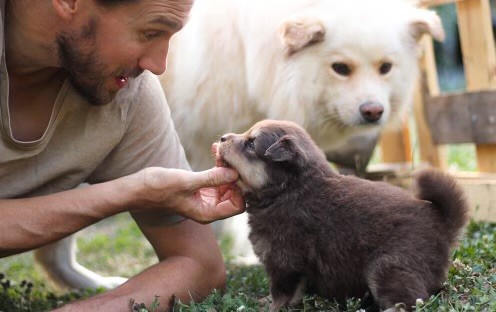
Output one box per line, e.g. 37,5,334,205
222,183,244,209
186,198,244,224
211,199,245,221
191,167,238,189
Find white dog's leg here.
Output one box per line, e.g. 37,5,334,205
220,214,260,265
34,234,127,290
34,183,127,289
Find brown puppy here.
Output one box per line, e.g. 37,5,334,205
212,120,469,312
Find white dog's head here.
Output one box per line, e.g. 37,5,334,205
274,0,444,148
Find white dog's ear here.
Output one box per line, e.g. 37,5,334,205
265,135,308,166
278,15,326,55
409,9,445,42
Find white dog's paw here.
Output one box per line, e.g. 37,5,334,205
94,276,128,289
34,234,128,290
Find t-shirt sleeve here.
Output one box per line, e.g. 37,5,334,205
86,72,190,224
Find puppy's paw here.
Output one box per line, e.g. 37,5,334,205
268,294,295,312
383,302,407,312
269,301,284,312
259,295,289,312
258,295,272,308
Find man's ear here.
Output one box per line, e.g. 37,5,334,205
265,135,308,166
278,14,326,56
52,0,78,20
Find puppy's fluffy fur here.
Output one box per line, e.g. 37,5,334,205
213,120,469,312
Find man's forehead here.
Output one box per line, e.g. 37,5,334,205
125,0,194,29
147,15,181,31
138,0,194,12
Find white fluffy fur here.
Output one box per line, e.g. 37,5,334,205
162,0,443,169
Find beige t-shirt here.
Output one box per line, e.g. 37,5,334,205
0,2,189,224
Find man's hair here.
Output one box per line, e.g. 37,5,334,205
94,0,139,7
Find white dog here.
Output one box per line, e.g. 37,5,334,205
36,0,445,289
161,0,444,263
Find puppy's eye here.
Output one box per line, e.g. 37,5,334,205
246,139,255,150
331,63,352,76
379,62,393,75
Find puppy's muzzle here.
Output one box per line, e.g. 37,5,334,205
220,133,236,142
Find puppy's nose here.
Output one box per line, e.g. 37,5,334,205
220,133,235,142
359,102,384,123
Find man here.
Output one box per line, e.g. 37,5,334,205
0,0,245,310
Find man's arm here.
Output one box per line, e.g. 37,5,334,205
0,177,133,257
53,218,226,311
0,166,243,258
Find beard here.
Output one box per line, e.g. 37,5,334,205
56,17,143,106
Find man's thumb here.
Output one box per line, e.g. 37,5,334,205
193,167,239,188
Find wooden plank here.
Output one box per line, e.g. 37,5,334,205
457,0,496,172
366,166,496,223
414,83,448,166
444,172,496,223
379,121,412,163
476,144,496,173
456,0,496,90
425,89,496,144
420,0,463,8
415,36,446,168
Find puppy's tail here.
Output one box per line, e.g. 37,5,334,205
413,169,469,246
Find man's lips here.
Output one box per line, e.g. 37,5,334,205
115,76,128,88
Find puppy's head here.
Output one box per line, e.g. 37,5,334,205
212,120,329,195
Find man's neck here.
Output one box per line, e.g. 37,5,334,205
5,0,61,79
4,1,67,142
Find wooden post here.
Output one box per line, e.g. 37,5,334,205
456,0,496,172
379,121,412,164
413,35,447,169
420,0,462,7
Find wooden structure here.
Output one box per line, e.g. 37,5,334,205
376,0,496,222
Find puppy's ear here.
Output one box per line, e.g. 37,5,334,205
409,8,445,42
265,135,308,166
278,15,326,56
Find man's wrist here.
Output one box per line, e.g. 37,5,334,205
114,170,146,212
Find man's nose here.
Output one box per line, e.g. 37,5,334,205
139,41,170,75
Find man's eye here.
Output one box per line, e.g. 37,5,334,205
144,31,162,39
246,140,255,149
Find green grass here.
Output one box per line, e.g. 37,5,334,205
1,214,495,311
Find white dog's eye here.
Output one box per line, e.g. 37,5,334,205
379,62,393,75
331,63,352,76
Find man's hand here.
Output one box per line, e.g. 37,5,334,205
130,167,245,223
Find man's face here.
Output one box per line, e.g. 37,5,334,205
56,0,193,106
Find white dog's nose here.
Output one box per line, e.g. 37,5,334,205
359,102,384,123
